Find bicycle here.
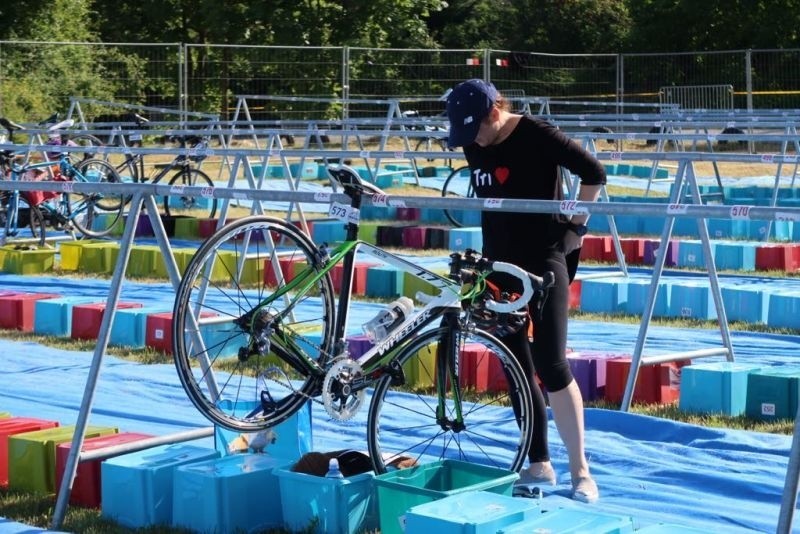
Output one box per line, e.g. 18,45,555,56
102,114,218,219
441,164,474,227
172,163,554,474
0,117,124,243
402,110,454,171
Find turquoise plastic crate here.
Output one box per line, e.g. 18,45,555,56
374,460,518,534
275,466,378,534
405,490,540,534
746,366,800,420
172,454,292,533
101,443,220,528
498,507,635,533
214,399,312,461
679,362,762,416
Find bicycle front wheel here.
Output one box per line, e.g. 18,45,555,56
441,165,474,227
163,168,217,219
173,216,336,432
367,326,533,474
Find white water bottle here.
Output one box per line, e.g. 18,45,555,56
362,296,414,342
325,457,344,479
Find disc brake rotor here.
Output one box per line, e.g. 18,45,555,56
322,358,365,421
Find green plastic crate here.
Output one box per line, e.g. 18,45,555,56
374,459,518,534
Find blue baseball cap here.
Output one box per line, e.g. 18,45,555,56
446,79,498,148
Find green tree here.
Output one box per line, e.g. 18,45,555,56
626,0,800,52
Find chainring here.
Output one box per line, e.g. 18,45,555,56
321,358,365,421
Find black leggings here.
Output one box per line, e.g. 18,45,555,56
495,246,574,464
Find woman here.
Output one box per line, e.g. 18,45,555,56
446,78,604,503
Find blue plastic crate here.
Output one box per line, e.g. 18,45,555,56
448,227,482,251
33,296,100,337
714,242,756,271
680,362,763,416
110,305,172,348
579,279,628,314
498,507,634,533
172,454,292,533
312,220,347,244
365,265,404,298
766,291,800,329
623,279,669,317
275,466,378,534
101,443,220,528
666,282,717,321
721,286,769,324
405,490,540,534
214,400,312,461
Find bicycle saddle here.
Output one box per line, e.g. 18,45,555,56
0,118,23,133
326,164,387,196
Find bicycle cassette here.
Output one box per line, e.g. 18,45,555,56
322,358,365,421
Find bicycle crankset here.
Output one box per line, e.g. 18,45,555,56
321,358,365,421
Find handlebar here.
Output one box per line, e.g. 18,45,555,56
449,249,555,314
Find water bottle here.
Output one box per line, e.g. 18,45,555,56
325,457,344,479
362,296,414,342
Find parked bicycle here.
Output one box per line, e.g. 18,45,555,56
99,113,218,219
0,117,124,244
402,109,454,171
171,164,553,474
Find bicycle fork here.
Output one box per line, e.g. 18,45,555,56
435,313,466,433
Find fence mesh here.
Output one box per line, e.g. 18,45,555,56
1,43,800,120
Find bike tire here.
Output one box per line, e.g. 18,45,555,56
441,165,474,227
162,168,217,219
173,215,336,432
68,134,104,162
27,203,46,247
75,158,125,211
366,326,533,474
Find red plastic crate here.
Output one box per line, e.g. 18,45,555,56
330,262,377,295
580,235,613,262
568,280,582,310
71,302,143,340
401,227,428,249
618,238,647,264
396,207,420,221
459,343,493,391
0,292,61,332
264,256,305,287
145,311,216,354
604,357,691,404
56,431,153,508
755,244,800,272
0,417,60,487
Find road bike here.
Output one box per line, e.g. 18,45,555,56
0,117,124,244
172,164,553,474
99,113,218,219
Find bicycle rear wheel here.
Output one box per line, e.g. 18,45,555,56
173,216,336,432
163,168,217,219
75,158,125,211
441,165,474,227
367,325,533,474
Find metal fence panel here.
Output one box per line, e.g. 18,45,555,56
3,42,800,120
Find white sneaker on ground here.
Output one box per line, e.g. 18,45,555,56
516,462,557,486
572,476,599,503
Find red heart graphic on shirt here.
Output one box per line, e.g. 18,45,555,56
495,166,510,184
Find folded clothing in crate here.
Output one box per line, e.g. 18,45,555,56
292,449,417,477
